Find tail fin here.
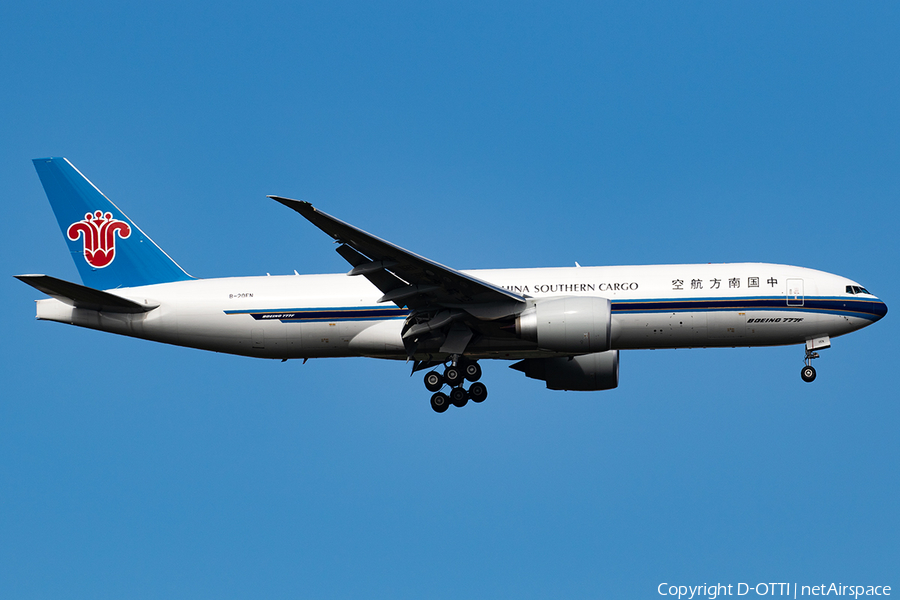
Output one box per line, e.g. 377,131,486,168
32,158,193,289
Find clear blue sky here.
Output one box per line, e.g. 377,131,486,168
2,2,897,598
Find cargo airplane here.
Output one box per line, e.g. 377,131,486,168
17,158,887,412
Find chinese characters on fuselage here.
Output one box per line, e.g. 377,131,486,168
673,276,774,291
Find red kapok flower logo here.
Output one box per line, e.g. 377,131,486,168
67,211,131,268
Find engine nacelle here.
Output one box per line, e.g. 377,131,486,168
510,350,619,391
516,296,611,353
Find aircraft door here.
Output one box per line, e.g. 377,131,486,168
786,278,804,306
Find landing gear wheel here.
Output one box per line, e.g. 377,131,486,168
801,365,817,383
463,361,482,382
431,392,450,413
468,382,488,403
444,366,463,387
450,387,469,407
424,371,444,392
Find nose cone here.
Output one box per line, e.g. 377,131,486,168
872,298,888,321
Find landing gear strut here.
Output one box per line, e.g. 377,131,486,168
424,357,487,412
801,347,818,383
800,336,830,383
801,346,820,383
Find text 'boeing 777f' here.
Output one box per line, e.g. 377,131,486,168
17,158,888,412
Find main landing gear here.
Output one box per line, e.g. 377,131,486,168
425,358,487,413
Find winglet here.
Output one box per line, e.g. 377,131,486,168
269,196,343,242
269,196,315,217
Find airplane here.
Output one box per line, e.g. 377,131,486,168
17,158,888,412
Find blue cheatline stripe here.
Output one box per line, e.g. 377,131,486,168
224,296,886,323
611,296,886,321
224,306,409,323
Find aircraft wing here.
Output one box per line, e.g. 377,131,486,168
270,197,526,311
271,197,527,359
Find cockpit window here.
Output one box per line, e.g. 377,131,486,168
846,285,872,295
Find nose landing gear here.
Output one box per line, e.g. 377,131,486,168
801,336,830,383
801,347,819,382
423,357,487,412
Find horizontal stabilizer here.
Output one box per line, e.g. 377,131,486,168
15,274,158,313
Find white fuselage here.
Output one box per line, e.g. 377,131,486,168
32,263,885,361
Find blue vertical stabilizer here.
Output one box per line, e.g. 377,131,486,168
32,158,193,289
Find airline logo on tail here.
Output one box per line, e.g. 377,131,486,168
67,210,131,268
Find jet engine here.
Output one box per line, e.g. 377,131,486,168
515,296,611,353
510,350,619,391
